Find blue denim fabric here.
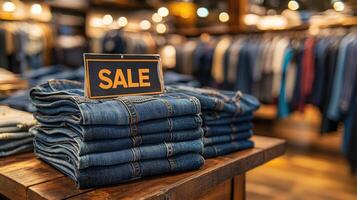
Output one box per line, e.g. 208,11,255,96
0,106,35,157
0,137,33,151
30,80,201,125
0,132,33,140
203,140,254,158
72,115,201,141
203,113,254,126
0,90,36,113
203,123,253,137
203,130,253,146
35,115,202,141
0,144,33,157
165,85,260,114
35,150,204,189
32,126,203,155
34,138,203,169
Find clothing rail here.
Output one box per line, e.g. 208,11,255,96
179,16,357,37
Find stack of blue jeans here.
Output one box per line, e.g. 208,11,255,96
0,106,36,157
29,80,205,188
166,86,260,158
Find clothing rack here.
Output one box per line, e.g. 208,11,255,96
179,16,357,37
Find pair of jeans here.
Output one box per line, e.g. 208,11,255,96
31,126,204,155
203,130,253,146
35,148,204,189
30,80,201,125
203,122,253,137
34,137,203,169
201,112,254,122
165,85,260,114
203,114,254,126
0,137,33,151
203,140,254,158
35,115,202,141
0,106,35,157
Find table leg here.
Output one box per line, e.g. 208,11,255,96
233,174,246,200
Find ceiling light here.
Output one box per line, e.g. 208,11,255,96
197,7,209,18
117,16,128,27
158,7,169,17
30,4,43,15
2,1,16,12
140,20,151,30
152,13,163,23
333,1,345,12
219,12,229,22
156,23,167,34
102,14,113,26
288,0,299,11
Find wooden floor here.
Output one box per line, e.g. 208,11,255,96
246,147,357,200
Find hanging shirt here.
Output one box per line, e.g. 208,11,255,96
211,37,231,84
327,34,356,121
299,36,315,111
339,40,357,115
272,37,290,98
278,46,294,118
227,38,243,84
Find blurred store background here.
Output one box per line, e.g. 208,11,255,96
0,0,357,199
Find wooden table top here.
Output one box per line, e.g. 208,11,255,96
0,136,285,200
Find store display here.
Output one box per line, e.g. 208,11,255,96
0,0,356,198
166,86,260,158
0,106,36,157
29,79,204,188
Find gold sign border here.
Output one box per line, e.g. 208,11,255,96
84,57,164,99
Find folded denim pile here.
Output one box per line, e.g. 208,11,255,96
166,86,260,158
0,106,36,157
29,80,205,188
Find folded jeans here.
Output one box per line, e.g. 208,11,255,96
35,150,204,189
30,80,201,125
34,115,202,141
34,138,204,169
203,122,253,136
203,140,254,158
203,131,253,146
32,126,204,155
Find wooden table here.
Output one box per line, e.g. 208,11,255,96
0,136,285,200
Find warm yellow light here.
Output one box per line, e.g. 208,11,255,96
2,1,16,12
140,20,151,30
288,0,299,11
102,14,113,25
156,23,167,34
219,12,229,22
117,16,128,27
257,15,287,30
197,7,209,18
244,14,260,26
31,4,43,15
90,17,103,27
333,1,345,12
152,13,162,23
158,7,169,17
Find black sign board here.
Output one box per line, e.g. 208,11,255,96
83,53,164,99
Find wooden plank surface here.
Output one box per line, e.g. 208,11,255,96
0,136,285,200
